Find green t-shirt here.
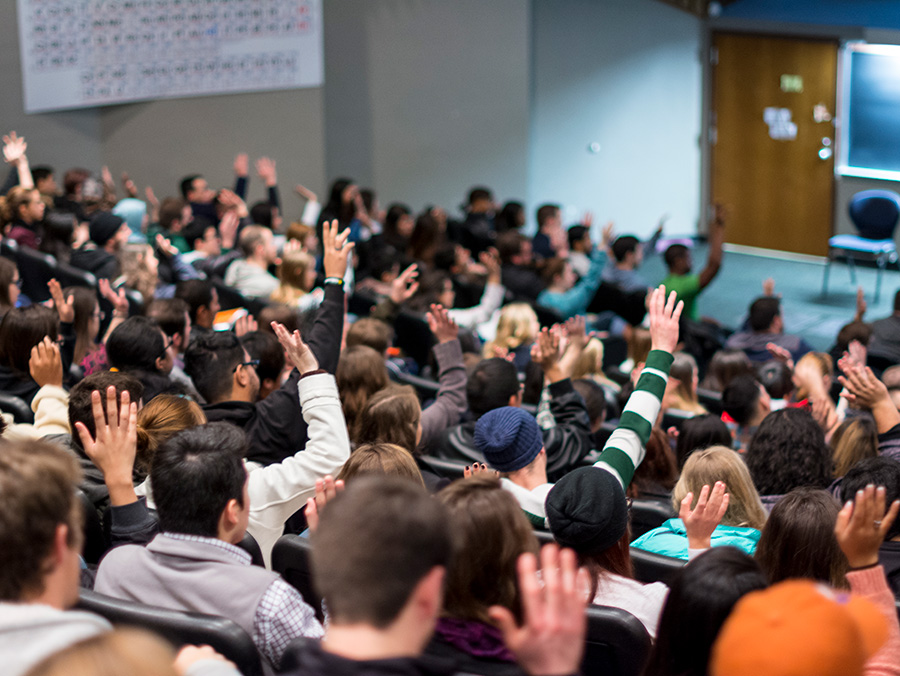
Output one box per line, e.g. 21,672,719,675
661,273,701,321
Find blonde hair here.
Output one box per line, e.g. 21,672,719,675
484,303,538,357
673,446,767,530
571,338,620,391
336,443,425,487
666,352,707,415
626,327,652,366
271,250,317,306
24,629,178,676
0,186,40,226
794,352,833,401
118,243,157,303
831,416,878,478
135,395,206,473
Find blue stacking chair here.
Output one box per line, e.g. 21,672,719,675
822,190,900,302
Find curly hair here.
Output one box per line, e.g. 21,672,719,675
744,408,832,496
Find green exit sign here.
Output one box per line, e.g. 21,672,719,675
780,74,804,93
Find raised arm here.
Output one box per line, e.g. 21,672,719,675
233,152,248,200
838,357,900,435
419,304,467,448
594,285,682,487
3,132,33,190
698,205,726,290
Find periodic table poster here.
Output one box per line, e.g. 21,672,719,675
17,0,324,113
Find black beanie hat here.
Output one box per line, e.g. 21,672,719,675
89,211,125,247
545,467,629,554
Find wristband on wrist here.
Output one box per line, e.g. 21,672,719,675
324,277,344,286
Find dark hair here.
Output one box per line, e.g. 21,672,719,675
355,386,421,454
835,320,872,352
311,476,451,628
0,440,83,601
572,379,606,428
721,375,761,427
467,359,520,419
250,201,273,229
240,331,285,385
63,168,90,198
258,304,300,335
39,210,77,263
745,408,832,496
174,280,214,324
182,217,217,249
631,427,678,498
383,203,412,247
467,187,493,206
611,235,640,262
0,258,17,311
346,318,392,355
151,422,247,537
496,231,527,264
106,317,166,373
643,547,767,676
31,166,54,185
536,203,560,229
700,349,752,392
496,201,524,232
337,345,389,439
179,175,202,200
146,298,189,340
64,286,100,360
540,258,567,287
68,372,144,450
748,297,780,332
663,243,689,269
675,414,733,469
895,288,900,313
407,269,450,313
183,331,245,404
0,306,59,375
567,225,588,250
159,197,188,232
755,360,793,400
323,178,355,225
840,456,900,540
408,212,443,266
754,488,847,589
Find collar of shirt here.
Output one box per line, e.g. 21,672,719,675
160,532,251,566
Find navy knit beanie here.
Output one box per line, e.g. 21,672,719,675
89,212,125,247
474,407,543,472
546,467,629,554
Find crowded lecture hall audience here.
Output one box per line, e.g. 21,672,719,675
0,130,898,676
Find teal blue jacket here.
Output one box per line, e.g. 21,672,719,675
630,518,761,560
536,248,606,319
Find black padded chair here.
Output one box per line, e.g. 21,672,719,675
696,387,723,415
582,604,652,676
630,498,676,540
393,311,436,371
78,489,108,566
271,535,324,623
0,237,17,260
236,531,265,568
660,408,695,433
389,369,440,403
76,589,264,676
347,290,378,317
534,529,556,546
15,245,55,303
417,455,468,480
630,547,685,585
534,304,563,328
0,392,34,424
55,261,98,289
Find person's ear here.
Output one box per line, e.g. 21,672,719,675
155,356,166,371
234,363,250,389
53,524,70,566
412,566,445,621
508,391,523,407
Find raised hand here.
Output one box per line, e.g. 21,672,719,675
531,327,562,373
99,278,129,318
838,359,892,411
234,313,258,337
29,337,63,388
681,482,729,550
217,189,248,218
121,172,138,198
305,475,345,533
74,386,138,507
101,165,115,191
835,484,900,569
762,278,776,297
479,248,502,284
765,341,794,370
255,157,277,187
2,131,26,165
322,219,354,280
47,279,75,324
155,233,179,258
488,545,589,676
272,321,318,374
389,263,419,305
647,285,683,353
294,184,318,203
219,210,240,250
144,186,159,209
426,304,459,344
855,286,867,321
601,221,615,251
233,152,249,177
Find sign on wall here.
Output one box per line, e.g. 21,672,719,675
17,0,324,113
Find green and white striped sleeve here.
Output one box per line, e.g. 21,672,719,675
593,349,673,487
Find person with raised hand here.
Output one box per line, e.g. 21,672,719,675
1,337,69,442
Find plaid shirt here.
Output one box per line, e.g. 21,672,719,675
163,533,322,668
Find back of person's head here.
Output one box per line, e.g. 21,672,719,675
701,349,753,392
336,443,425,487
632,427,679,496
174,279,213,325
40,210,76,259
0,305,58,375
546,467,632,586
496,231,527,264
496,201,525,232
439,476,538,624
346,318,392,355
64,286,99,350
831,416,878,479
467,187,493,209
836,320,872,352
540,257,567,287
151,422,247,537
159,197,188,232
0,257,16,311
644,547,767,676
250,201,274,229
277,250,317,293
258,304,299,335
135,395,206,475
754,488,846,589
721,375,762,426
475,406,543,473
535,203,560,229
467,359,520,419
611,235,640,262
24,628,179,676
675,446,767,530
793,352,833,401
0,440,82,601
669,351,700,403
311,476,451,628
748,297,781,332
336,345,389,437
840,457,900,540
487,303,538,354
106,316,167,373
755,360,794,400
408,212,442,264
63,168,90,198
567,225,588,250
570,338,604,381
663,243,689,270
355,385,421,454
146,298,189,343
68,371,144,450
572,379,607,430
183,330,245,404
710,579,888,676
675,414,733,469
237,225,270,259
240,330,285,385
626,327,652,367
182,216,217,251
745,408,831,496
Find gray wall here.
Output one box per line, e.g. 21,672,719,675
530,0,703,238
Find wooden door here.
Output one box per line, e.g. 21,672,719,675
711,32,838,257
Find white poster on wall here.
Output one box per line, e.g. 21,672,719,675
17,0,324,113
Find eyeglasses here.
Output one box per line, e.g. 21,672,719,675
92,310,106,321
13,278,21,289
157,336,175,360
232,359,260,373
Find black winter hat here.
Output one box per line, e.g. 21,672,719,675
545,467,629,554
